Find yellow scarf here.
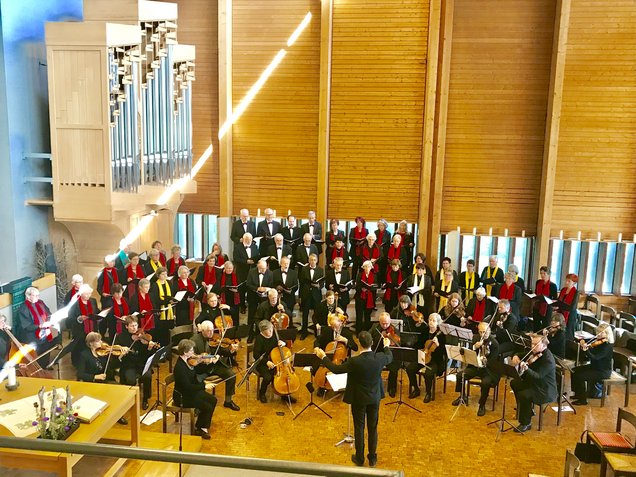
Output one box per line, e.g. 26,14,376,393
486,267,499,296
150,260,159,273
464,272,475,301
438,277,452,311
414,274,426,307
157,280,174,321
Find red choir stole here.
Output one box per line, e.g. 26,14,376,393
558,286,577,323
127,264,145,280
159,252,167,266
101,267,119,295
361,245,380,272
359,270,376,309
221,272,240,305
68,287,80,302
178,278,196,321
168,257,185,276
351,228,368,257
79,299,96,334
387,244,403,262
498,283,515,301
112,298,130,334
384,269,404,302
203,265,217,286
472,298,486,322
330,246,346,264
137,291,155,330
215,254,226,266
535,280,552,316
26,300,51,341
376,230,386,247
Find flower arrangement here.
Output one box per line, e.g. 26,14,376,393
32,385,80,440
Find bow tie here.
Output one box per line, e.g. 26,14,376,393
277,247,282,250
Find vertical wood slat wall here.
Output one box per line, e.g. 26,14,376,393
231,0,321,216
174,0,220,214
439,0,555,235
551,0,636,239
327,0,429,222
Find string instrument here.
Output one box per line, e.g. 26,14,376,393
132,331,160,349
270,296,289,330
404,304,425,325
381,325,401,346
525,352,543,365
209,336,240,350
187,353,219,366
314,312,349,390
95,344,131,357
270,325,300,396
214,307,234,332
421,329,439,365
4,327,55,378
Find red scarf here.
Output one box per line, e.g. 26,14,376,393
535,279,552,316
204,265,217,286
159,252,167,266
558,286,577,323
352,227,368,256
127,264,145,281
377,229,386,246
330,246,346,263
499,283,515,301
359,271,376,308
112,298,130,334
79,299,95,334
168,257,185,276
384,269,404,302
102,267,118,295
472,298,486,322
25,300,51,341
221,272,240,305
215,254,225,266
361,245,380,272
387,244,403,262
137,292,155,329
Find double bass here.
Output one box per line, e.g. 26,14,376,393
4,326,56,379
270,325,300,396
313,311,349,390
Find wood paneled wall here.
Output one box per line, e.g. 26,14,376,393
551,0,636,239
230,0,321,216
327,0,429,222
173,0,220,214
439,0,555,235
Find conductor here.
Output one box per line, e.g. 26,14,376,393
314,331,392,468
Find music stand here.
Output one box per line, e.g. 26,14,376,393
277,328,298,342
140,345,169,424
47,339,77,379
384,346,421,421
486,359,523,440
293,353,331,420
445,345,480,422
400,332,420,349
218,324,249,370
231,353,265,434
554,356,577,416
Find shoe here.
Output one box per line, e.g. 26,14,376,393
388,389,396,398
317,388,327,398
423,393,432,404
573,399,588,406
247,336,254,344
351,454,364,467
286,396,297,404
368,457,377,468
259,393,268,403
451,396,465,406
224,401,240,411
408,388,420,399
142,400,149,410
117,417,128,425
300,331,308,340
514,423,531,433
477,405,486,417
240,305,247,314
194,428,211,440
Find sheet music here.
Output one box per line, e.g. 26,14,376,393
98,307,112,318
407,285,421,294
326,373,347,391
174,290,187,301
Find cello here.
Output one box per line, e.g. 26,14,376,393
270,325,300,396
313,311,348,390
4,326,56,379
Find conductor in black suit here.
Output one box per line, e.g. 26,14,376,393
230,208,256,246
315,331,392,468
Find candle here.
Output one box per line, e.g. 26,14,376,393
7,365,16,387
273,209,277,217
288,209,291,216
457,226,461,234
633,234,636,243
521,230,526,238
504,228,508,237
559,230,563,240
488,227,493,236
618,233,623,243
472,227,477,236
597,232,601,242
577,231,581,241
257,208,261,217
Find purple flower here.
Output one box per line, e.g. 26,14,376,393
43,417,49,421
32,421,38,426
55,407,62,412
64,426,70,431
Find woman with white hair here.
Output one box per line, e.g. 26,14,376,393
349,216,369,281
360,232,381,277
507,263,525,293
571,322,614,405
68,284,101,366
97,254,120,309
465,287,494,324
16,287,58,365
64,274,84,305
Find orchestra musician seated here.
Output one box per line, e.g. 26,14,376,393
313,291,344,329
196,292,231,326
544,312,566,359
571,322,614,405
255,289,291,329
493,299,519,358
452,321,500,416
370,313,401,397
439,292,469,330
191,320,240,411
510,334,557,432
173,338,218,439
410,313,446,402
253,320,296,404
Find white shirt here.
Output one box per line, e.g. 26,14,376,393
276,247,282,261
335,272,342,284
309,224,314,236
246,247,252,259
310,268,315,280
268,222,273,235
258,273,264,286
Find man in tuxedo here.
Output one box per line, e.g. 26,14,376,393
298,253,324,339
314,331,392,468
272,256,298,315
230,209,256,246
494,299,519,358
265,234,293,271
300,210,323,255
325,257,352,312
295,233,319,268
256,208,281,255
246,259,274,341
281,214,302,255
233,232,259,312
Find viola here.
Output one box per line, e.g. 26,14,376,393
381,325,401,346
270,325,300,396
421,330,439,365
95,344,131,357
209,336,240,350
187,353,218,366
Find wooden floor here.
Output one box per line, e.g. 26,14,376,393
45,312,633,476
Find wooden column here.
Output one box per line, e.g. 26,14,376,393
316,0,333,223
218,0,233,217
417,0,445,265
535,0,571,279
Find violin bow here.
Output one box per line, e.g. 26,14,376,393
104,333,119,373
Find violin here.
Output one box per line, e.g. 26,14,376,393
525,352,543,366
270,325,300,396
381,325,401,346
209,336,240,350
132,332,160,349
187,353,219,366
421,329,439,365
95,344,131,357
589,338,608,348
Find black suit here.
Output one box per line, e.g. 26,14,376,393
191,332,237,401
246,269,274,337
300,221,323,254
256,219,282,254
325,268,352,309
272,268,298,312
264,243,293,271
511,349,557,426
294,243,319,268
173,357,217,430
494,311,519,357
455,336,500,406
230,219,256,245
299,266,324,332
281,226,302,255
233,242,259,307
321,347,393,464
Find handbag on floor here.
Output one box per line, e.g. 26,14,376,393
574,430,602,463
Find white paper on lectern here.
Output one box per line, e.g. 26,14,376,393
326,373,347,391
417,349,428,365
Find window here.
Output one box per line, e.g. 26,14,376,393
461,235,476,271
622,243,635,295
176,214,187,256
513,238,528,279
477,236,494,272
602,242,617,293
569,241,581,277
192,214,203,260
496,237,510,270
550,240,564,288
174,213,218,260
584,242,599,293
207,216,218,250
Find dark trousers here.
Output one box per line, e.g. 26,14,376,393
408,361,442,393
248,297,266,338
212,363,237,401
120,366,152,401
572,364,610,398
154,319,175,347
186,390,217,430
301,297,318,332
256,363,275,395
354,300,372,332
456,366,498,406
510,378,538,426
352,402,380,463
386,360,401,393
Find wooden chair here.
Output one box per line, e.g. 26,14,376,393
588,407,636,476
161,373,196,435
604,453,636,477
606,350,634,408
601,305,619,327
168,324,195,372
563,449,581,477
619,312,636,333
578,294,601,323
